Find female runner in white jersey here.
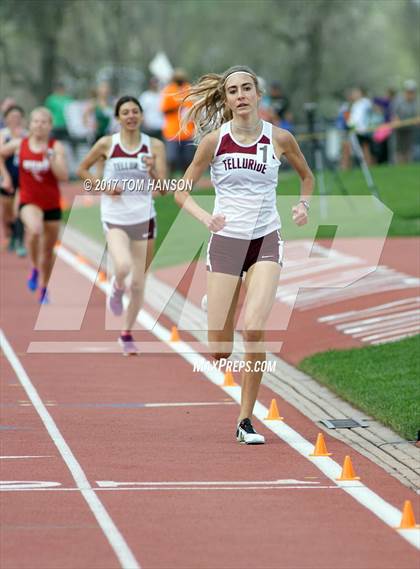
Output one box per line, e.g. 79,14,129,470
175,66,314,444
77,96,166,355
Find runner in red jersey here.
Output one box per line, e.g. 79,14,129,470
1,107,68,303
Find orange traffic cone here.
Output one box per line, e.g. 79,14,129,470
397,500,419,529
170,326,180,342
76,253,87,265
265,399,283,420
336,455,360,481
310,433,332,457
223,371,238,386
97,271,107,283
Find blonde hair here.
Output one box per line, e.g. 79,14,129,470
182,65,260,140
30,106,53,123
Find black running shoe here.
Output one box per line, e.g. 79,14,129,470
236,418,265,444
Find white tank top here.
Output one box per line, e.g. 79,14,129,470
101,132,156,225
210,120,281,239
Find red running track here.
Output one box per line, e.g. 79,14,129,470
1,247,419,569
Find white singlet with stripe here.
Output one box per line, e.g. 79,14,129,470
210,120,281,239
101,132,156,225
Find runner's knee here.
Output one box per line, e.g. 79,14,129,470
242,328,264,344
212,351,232,361
26,222,43,236
114,261,131,280
130,280,144,294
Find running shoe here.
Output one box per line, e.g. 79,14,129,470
39,287,49,304
27,268,39,292
236,418,265,444
15,241,27,257
107,277,124,316
201,294,208,312
118,333,138,356
7,236,15,252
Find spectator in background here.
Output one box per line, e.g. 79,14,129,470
83,82,113,143
140,76,164,140
160,68,195,175
336,89,352,170
371,88,396,164
44,81,73,140
0,98,16,129
394,80,418,163
268,81,289,123
374,88,396,123
279,110,295,134
370,102,390,164
348,87,374,165
0,105,27,256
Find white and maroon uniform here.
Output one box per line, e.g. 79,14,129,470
101,132,156,239
210,120,281,239
207,121,283,276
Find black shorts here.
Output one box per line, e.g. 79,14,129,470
207,229,284,277
0,187,17,198
356,133,372,146
19,203,62,221
103,217,156,241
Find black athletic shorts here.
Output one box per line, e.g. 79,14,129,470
0,187,17,198
206,229,284,277
103,217,156,241
19,203,62,221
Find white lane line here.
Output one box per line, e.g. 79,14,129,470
2,485,339,492
96,479,319,487
349,315,420,336
0,456,52,459
371,332,420,345
318,297,420,323
56,245,420,551
336,309,420,331
0,486,340,493
144,401,235,408
0,330,140,569
360,325,420,342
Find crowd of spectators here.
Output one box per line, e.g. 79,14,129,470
1,73,418,177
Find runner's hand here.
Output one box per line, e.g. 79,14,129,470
109,183,124,197
143,155,157,179
203,213,226,232
1,173,13,194
292,203,308,226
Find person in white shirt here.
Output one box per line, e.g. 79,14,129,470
348,87,374,165
139,77,164,140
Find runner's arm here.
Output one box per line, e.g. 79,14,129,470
148,138,167,195
0,138,20,158
50,141,69,181
174,131,225,232
76,136,118,193
0,155,13,193
274,128,314,226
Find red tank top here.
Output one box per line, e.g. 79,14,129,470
19,138,60,210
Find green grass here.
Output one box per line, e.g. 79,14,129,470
299,335,420,440
63,162,420,269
